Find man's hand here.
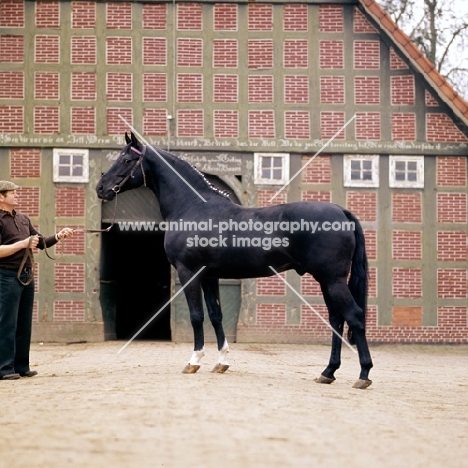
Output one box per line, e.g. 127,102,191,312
56,228,74,240
26,235,39,249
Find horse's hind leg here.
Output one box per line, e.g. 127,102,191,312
201,277,230,373
315,313,344,384
319,279,373,388
178,268,205,374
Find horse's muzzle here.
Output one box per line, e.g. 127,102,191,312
96,184,116,201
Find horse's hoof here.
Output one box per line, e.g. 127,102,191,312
211,363,229,373
352,379,372,389
182,364,200,374
315,374,335,384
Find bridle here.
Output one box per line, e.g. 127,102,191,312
111,145,147,195
86,144,147,234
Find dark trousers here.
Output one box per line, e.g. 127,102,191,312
0,268,35,377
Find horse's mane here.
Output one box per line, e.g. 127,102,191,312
152,146,232,200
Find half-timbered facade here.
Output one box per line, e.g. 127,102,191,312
0,0,467,343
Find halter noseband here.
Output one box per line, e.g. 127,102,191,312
112,145,147,193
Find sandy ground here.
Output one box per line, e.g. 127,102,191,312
0,341,467,468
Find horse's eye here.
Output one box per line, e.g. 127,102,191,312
123,159,131,164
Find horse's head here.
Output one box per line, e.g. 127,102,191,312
96,132,146,201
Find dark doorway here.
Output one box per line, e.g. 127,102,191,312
100,227,171,341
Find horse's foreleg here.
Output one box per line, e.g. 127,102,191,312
179,270,205,374
202,277,230,373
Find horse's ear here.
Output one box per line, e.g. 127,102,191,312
125,132,131,144
131,132,140,147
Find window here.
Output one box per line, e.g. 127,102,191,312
53,149,89,183
254,153,289,185
389,156,424,188
343,155,379,187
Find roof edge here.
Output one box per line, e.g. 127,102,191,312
359,0,468,127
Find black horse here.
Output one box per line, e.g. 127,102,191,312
97,132,373,388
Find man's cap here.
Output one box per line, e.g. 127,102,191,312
0,180,20,192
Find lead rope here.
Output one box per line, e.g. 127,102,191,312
17,236,35,286
17,234,64,286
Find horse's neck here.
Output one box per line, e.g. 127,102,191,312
146,148,225,219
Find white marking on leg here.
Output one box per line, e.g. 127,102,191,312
218,339,230,366
189,348,205,366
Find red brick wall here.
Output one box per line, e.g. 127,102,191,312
0,0,24,27
35,35,60,64
319,5,343,32
34,106,59,134
107,73,132,102
53,301,86,322
214,110,238,138
177,3,202,30
392,231,422,260
10,149,41,178
285,111,310,139
143,3,166,30
392,113,416,141
54,263,85,293
106,2,132,29
214,3,237,31
391,75,415,105
320,112,346,139
392,192,422,223
72,1,96,29
177,109,204,137
284,40,308,68
177,39,203,67
320,41,344,69
301,156,331,184
437,193,467,223
0,71,23,99
437,157,467,185
35,72,59,100
55,187,86,217
36,1,60,28
355,112,381,140
248,110,275,139
248,3,273,31
284,4,308,31
17,187,40,217
248,76,274,103
213,40,238,68
354,41,380,69
355,76,380,105
437,269,467,299
257,273,286,296
143,109,168,136
346,191,377,222
71,36,97,64
427,114,468,142
71,107,95,134
437,231,467,261
320,76,345,104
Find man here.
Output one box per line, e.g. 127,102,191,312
0,180,74,380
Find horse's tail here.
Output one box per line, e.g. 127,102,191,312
342,208,368,345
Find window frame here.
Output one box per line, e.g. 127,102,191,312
389,155,424,188
254,152,290,185
53,148,89,183
343,154,379,188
